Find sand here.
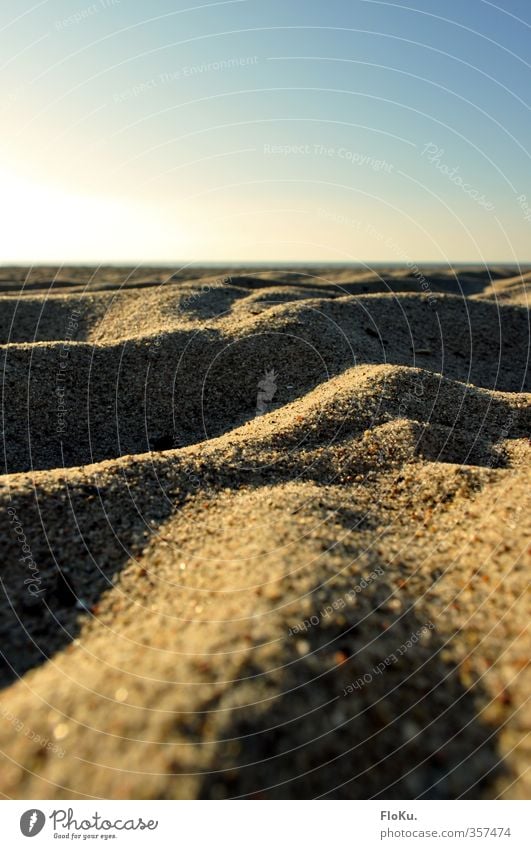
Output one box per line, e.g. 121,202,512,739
0,265,529,799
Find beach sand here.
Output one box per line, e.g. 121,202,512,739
0,265,529,799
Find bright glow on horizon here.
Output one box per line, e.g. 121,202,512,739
0,167,191,263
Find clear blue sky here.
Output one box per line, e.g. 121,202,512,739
1,0,530,263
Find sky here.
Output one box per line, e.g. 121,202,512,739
1,0,530,264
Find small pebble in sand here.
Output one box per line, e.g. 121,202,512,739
53,724,69,741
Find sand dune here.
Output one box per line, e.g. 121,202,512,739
0,266,529,799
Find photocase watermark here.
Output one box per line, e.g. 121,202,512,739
149,275,229,356
114,56,259,101
255,369,278,416
2,707,65,758
20,809,46,837
420,143,495,212
341,621,435,695
264,143,393,173
496,413,516,444
317,208,438,308
19,807,159,837
54,0,120,31
483,411,516,469
288,567,385,636
7,506,44,598
397,371,428,418
318,207,367,232
370,229,437,307
171,457,203,495
50,808,158,833
56,308,82,436
516,193,531,224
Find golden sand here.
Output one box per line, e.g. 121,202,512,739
0,266,529,798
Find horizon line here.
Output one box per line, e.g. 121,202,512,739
2,260,531,268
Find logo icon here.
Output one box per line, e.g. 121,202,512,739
256,369,278,416
20,810,45,837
